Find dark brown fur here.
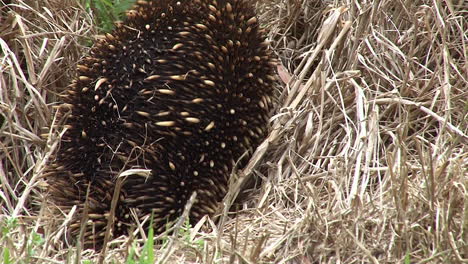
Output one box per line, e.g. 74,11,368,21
47,0,275,248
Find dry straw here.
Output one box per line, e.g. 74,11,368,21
0,0,466,263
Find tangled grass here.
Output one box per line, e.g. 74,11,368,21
1,0,466,263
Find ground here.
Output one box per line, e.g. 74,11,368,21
0,0,466,263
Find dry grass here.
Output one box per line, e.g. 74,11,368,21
1,0,467,263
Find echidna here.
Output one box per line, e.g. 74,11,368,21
47,0,275,247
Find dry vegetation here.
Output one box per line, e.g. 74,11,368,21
1,0,467,263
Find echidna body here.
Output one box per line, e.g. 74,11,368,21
48,0,275,247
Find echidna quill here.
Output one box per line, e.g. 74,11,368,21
47,0,275,247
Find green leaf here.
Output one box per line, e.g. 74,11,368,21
2,247,11,264
404,250,411,264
